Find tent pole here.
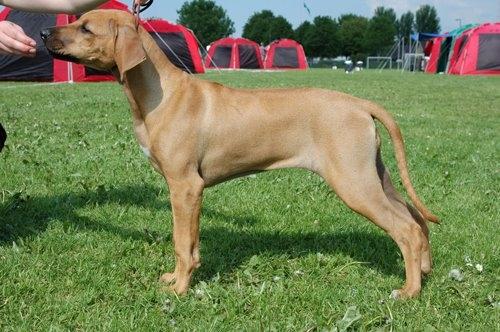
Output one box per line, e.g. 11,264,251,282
397,38,400,68
413,37,419,73
68,62,73,83
66,14,73,83
401,37,405,72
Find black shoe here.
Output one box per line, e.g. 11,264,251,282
0,123,6,152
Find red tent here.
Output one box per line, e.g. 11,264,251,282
142,19,204,74
204,37,263,69
264,39,308,70
424,37,444,73
448,23,500,75
0,0,204,82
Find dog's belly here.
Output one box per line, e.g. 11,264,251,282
198,116,318,186
200,153,311,187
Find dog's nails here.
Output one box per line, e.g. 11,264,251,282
390,289,400,300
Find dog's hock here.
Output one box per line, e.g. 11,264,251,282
110,21,147,81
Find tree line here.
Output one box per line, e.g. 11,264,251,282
177,0,441,60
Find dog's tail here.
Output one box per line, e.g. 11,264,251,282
368,105,439,223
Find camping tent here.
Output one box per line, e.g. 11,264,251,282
142,19,204,74
423,24,479,74
424,37,443,73
444,24,478,73
448,23,500,75
264,39,308,70
204,37,263,69
0,0,204,82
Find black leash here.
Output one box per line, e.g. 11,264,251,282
132,0,154,16
139,0,154,13
132,0,153,27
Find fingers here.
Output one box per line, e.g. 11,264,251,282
3,21,36,47
0,21,36,57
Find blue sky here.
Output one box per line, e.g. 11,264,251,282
1,1,498,34
145,0,499,35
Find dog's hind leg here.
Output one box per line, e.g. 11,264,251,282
323,166,425,299
375,151,432,275
317,128,425,298
160,173,204,295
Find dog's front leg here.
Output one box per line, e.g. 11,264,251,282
160,173,204,295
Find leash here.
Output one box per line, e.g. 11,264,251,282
132,0,154,26
143,20,193,74
129,0,198,74
191,32,221,72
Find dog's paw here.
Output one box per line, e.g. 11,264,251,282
159,272,176,284
390,287,420,300
169,281,189,296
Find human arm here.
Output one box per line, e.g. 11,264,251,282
0,0,148,56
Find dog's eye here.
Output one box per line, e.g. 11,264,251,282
80,25,92,34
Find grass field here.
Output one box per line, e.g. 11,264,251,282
0,69,499,330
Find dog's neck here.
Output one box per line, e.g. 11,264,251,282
120,26,186,119
118,26,187,151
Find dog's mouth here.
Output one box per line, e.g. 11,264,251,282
47,49,80,63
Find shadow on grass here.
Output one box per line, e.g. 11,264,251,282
0,184,402,278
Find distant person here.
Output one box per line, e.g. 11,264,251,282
0,0,148,152
259,42,266,60
344,59,353,74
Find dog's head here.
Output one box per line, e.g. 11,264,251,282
41,10,146,81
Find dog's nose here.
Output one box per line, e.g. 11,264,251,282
40,28,53,41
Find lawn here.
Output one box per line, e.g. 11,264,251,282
0,69,498,330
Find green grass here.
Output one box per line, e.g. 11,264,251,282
0,70,499,330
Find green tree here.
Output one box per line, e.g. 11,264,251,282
415,4,440,33
295,21,312,44
338,13,362,26
306,16,340,58
177,0,235,47
338,14,369,61
269,16,295,42
397,11,415,42
364,6,397,55
242,10,274,44
243,10,294,45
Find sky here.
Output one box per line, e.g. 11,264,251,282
1,0,498,34
145,0,500,35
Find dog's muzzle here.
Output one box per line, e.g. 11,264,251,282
40,28,54,42
40,27,80,63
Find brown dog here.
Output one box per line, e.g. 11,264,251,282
41,10,438,299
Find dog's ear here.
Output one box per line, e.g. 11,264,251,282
110,21,146,82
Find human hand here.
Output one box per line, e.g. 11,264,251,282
0,21,36,57
134,0,152,8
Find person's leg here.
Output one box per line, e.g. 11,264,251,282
0,123,6,152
